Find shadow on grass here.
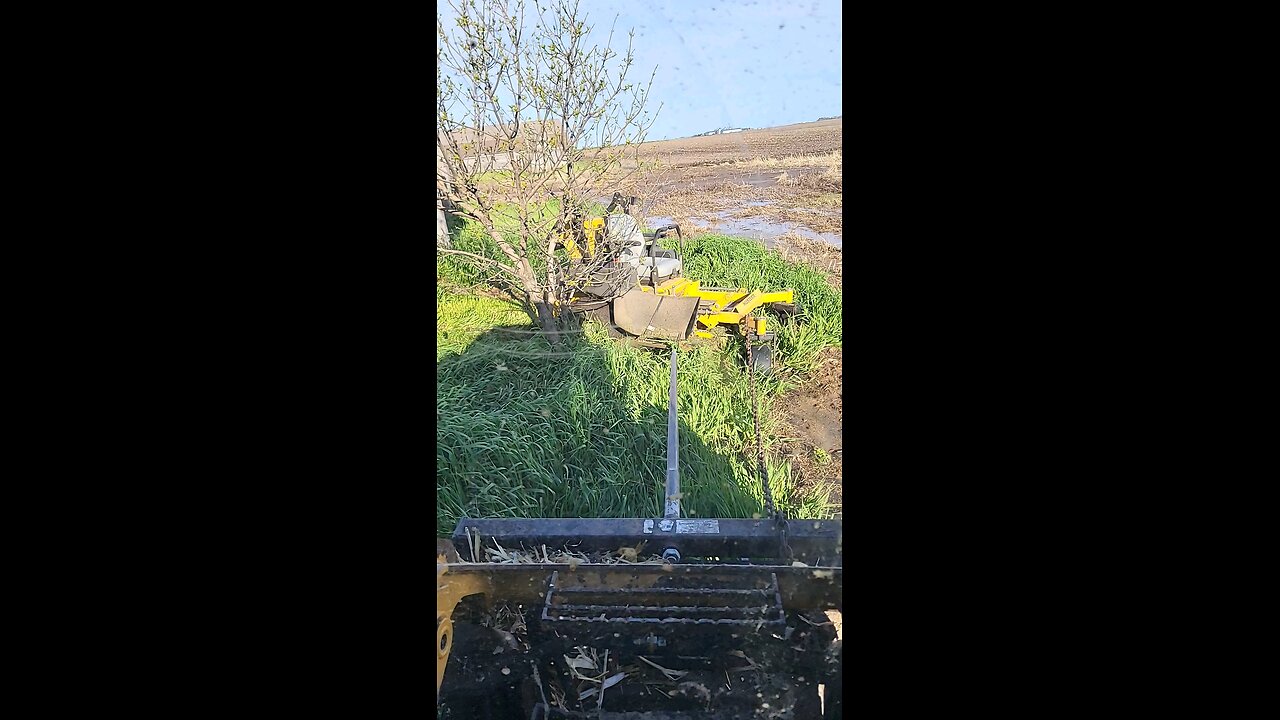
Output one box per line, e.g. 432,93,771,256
436,324,763,537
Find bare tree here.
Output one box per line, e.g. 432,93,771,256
437,192,452,248
437,0,658,345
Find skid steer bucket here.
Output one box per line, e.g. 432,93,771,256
611,287,700,341
437,524,844,719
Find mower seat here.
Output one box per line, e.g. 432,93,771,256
639,256,683,278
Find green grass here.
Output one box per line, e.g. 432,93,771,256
437,303,836,533
438,199,608,290
437,293,532,356
664,234,841,375
437,209,841,535
475,170,513,184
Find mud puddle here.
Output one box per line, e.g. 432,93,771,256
709,211,842,249
646,211,841,249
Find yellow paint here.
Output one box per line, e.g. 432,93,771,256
437,562,492,700
655,277,695,295
693,289,748,309
738,290,793,315
693,290,793,330
647,281,793,333
558,214,796,338
561,217,602,260
583,218,602,258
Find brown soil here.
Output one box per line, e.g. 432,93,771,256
596,119,843,241
775,347,843,517
773,345,844,512
642,173,842,238
775,233,843,289
626,119,843,167
763,234,841,517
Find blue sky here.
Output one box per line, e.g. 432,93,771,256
438,0,842,141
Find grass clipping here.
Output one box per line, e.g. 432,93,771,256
463,529,666,565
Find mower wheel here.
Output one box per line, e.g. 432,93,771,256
749,344,773,373
586,305,624,338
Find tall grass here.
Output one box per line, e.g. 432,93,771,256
437,212,841,536
437,297,837,535
438,199,607,290
666,234,841,375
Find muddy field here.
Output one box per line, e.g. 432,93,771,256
632,119,842,168
607,118,843,250
776,347,842,514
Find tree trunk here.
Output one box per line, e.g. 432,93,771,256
532,293,562,347
437,196,451,248
475,221,563,347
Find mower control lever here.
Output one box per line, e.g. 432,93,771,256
641,224,684,276
606,193,640,215
650,224,681,236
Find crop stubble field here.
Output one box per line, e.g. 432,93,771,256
605,118,843,245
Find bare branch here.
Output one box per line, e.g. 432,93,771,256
437,0,660,343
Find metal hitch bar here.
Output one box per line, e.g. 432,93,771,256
451,517,842,567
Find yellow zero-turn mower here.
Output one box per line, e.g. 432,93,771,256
558,193,797,372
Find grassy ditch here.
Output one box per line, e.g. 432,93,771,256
437,213,841,535
665,234,841,376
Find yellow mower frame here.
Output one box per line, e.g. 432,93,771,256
559,194,795,356
641,277,794,339
560,216,604,261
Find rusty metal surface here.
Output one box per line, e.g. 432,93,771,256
451,517,842,566
543,570,785,626
437,538,460,563
438,536,842,714
437,554,842,717
439,562,840,612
